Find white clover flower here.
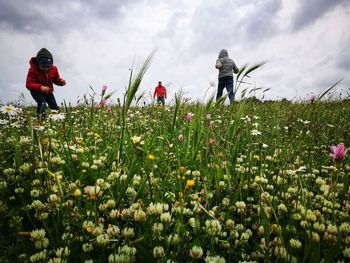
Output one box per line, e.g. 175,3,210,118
166,234,180,245
205,219,222,236
153,246,165,258
289,238,302,249
122,227,135,239
160,212,172,223
96,234,110,246
134,209,147,221
189,246,203,259
343,247,350,258
204,255,226,263
152,223,164,235
107,225,120,237
251,129,261,136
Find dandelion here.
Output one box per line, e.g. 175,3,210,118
0,105,18,115
330,143,347,160
186,179,195,190
147,154,156,161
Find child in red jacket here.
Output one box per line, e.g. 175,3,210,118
153,81,167,106
26,48,66,119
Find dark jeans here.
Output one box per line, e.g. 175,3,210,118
216,76,234,103
30,91,59,119
157,96,165,106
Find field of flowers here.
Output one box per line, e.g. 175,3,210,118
0,90,349,263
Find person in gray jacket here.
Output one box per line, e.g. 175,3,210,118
215,49,239,103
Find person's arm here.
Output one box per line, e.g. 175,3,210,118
26,68,42,92
53,66,66,86
215,59,222,69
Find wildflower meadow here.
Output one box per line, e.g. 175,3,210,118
0,61,349,262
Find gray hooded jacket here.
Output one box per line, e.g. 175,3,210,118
216,49,239,79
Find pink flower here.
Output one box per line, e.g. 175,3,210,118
209,121,214,127
330,143,347,160
178,134,184,142
102,85,107,95
186,113,193,123
100,98,106,106
206,113,211,120
95,103,100,109
105,106,111,113
309,95,316,102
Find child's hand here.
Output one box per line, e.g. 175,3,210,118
40,85,50,93
61,79,66,86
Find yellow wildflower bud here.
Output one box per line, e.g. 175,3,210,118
147,154,155,161
186,179,195,189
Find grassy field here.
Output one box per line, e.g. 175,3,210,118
0,94,349,262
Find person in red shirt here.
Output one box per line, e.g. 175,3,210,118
153,81,167,106
26,48,66,120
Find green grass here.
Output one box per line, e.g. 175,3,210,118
0,98,349,262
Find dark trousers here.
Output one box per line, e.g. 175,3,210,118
216,76,234,103
30,91,59,118
157,96,165,106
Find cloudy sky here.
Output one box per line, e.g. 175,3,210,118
0,0,349,105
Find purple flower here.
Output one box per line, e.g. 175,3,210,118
95,103,100,109
309,95,316,102
206,113,211,120
178,134,184,142
330,143,347,160
102,85,107,95
186,113,193,123
100,98,106,106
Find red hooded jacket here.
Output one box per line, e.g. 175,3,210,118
153,85,167,98
26,57,65,94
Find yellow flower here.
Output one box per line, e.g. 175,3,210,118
73,189,81,197
147,154,155,161
186,179,195,189
42,138,49,145
178,192,183,198
76,137,84,145
179,166,186,175
85,226,92,233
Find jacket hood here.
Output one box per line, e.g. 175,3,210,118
218,49,228,58
29,57,40,69
36,48,53,60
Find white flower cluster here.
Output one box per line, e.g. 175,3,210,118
30,228,49,249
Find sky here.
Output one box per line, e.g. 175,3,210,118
0,0,349,106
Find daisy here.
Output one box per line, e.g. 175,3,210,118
0,105,18,116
